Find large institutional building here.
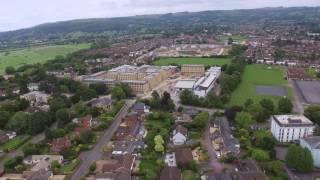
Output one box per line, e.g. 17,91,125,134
181,64,205,77
83,65,176,94
270,115,315,143
175,66,221,97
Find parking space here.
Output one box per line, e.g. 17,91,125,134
294,80,320,104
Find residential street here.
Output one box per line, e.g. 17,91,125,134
203,126,224,173
70,100,134,180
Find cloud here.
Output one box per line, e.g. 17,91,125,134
0,0,319,32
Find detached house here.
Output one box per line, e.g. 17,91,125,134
88,97,112,111
95,154,136,179
172,125,188,145
20,91,50,106
132,102,150,114
50,137,72,153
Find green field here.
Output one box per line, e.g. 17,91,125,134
153,57,231,66
229,64,292,106
0,43,90,73
0,135,31,151
219,35,247,43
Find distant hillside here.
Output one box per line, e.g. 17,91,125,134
0,7,320,46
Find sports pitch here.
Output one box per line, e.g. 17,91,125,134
229,64,292,106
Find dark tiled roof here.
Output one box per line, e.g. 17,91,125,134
175,148,193,166
175,125,188,136
159,167,182,180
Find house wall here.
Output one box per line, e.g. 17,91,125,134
300,139,320,168
271,118,314,142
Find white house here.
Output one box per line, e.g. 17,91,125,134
20,91,50,106
300,136,320,168
172,125,188,145
23,155,63,171
271,115,315,143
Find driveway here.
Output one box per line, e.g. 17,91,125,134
203,126,224,173
288,79,304,114
70,100,134,180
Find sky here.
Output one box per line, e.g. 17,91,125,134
0,0,320,32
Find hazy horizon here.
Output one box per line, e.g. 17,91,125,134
1,0,320,32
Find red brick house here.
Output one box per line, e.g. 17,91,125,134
50,137,72,153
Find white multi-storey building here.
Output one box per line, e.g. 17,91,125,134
175,66,221,97
271,115,315,143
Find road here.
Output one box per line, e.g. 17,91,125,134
70,100,134,180
288,79,304,114
203,126,224,173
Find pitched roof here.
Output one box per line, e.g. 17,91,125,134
302,136,320,149
159,167,182,180
175,125,188,136
96,154,136,174
133,102,146,111
175,148,193,166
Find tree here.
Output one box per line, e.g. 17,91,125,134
17,98,30,111
224,106,243,122
49,97,70,112
278,97,293,113
56,108,70,127
23,144,41,156
248,104,267,122
304,105,320,125
259,98,275,115
27,112,52,135
111,86,126,100
235,112,255,129
286,144,313,172
251,148,270,161
89,83,107,95
5,66,15,74
154,135,165,153
191,112,209,131
244,99,254,110
0,111,11,129
6,112,29,133
252,130,276,150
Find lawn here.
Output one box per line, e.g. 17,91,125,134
0,43,90,74
229,64,292,106
152,57,231,66
0,135,31,151
219,35,247,42
56,159,80,174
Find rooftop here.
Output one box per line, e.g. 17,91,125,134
175,80,196,89
273,115,314,127
302,136,320,149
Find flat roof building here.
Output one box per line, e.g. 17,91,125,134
271,115,315,142
181,64,205,77
83,65,176,95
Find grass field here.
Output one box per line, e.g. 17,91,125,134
0,135,31,151
219,35,247,42
229,64,292,106
0,43,90,74
152,57,231,66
